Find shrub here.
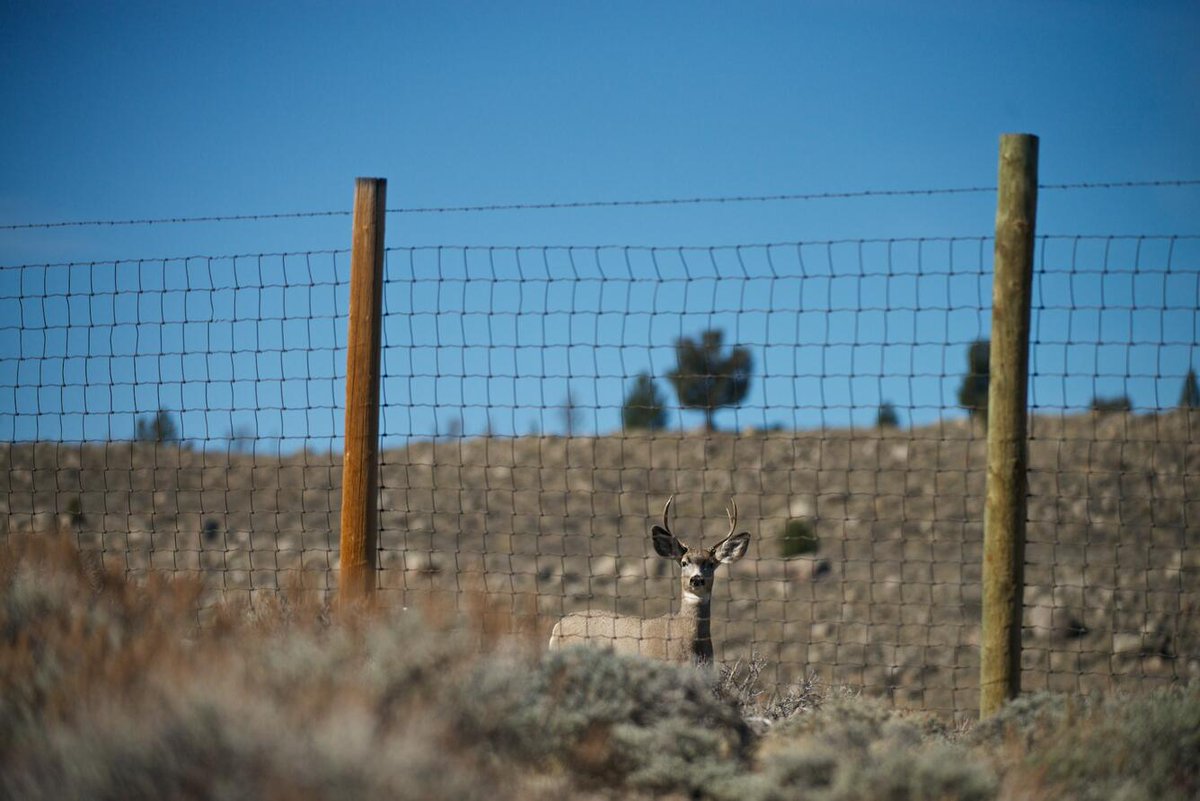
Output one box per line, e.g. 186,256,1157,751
0,536,507,801
201,518,221,543
969,687,1200,801
65,496,86,528
1091,395,1132,413
452,647,752,794
758,694,994,801
1021,687,1200,801
780,519,819,558
966,690,1073,750
5,534,1195,801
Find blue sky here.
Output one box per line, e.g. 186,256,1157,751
2,2,1198,447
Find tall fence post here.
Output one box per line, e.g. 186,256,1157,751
980,134,1038,717
339,177,387,609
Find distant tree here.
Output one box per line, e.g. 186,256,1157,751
876,401,901,429
227,423,255,453
1180,368,1200,409
559,387,582,437
957,339,990,425
1091,395,1132,414
622,373,668,431
135,409,180,444
667,329,752,433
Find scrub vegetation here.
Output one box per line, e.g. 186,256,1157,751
2,534,1196,801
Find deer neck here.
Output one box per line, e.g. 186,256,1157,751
678,591,713,641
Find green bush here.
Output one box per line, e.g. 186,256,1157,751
966,690,1073,750
780,519,819,558
1025,687,1200,801
968,687,1200,801
453,647,752,793
756,695,994,801
1091,395,1132,413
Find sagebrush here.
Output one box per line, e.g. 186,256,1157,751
1,535,1196,800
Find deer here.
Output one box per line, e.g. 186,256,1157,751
548,496,751,667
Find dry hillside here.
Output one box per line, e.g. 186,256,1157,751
3,409,1197,716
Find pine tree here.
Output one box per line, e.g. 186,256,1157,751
957,340,990,425
559,387,581,437
135,409,180,444
622,373,668,431
666,329,752,433
876,401,901,429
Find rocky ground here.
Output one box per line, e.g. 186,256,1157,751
3,409,1197,717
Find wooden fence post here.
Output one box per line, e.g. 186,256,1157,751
339,177,387,609
980,134,1038,717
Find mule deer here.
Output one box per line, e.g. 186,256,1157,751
548,497,751,666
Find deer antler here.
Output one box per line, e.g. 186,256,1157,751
661,495,675,533
724,497,738,540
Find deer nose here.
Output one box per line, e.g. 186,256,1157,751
689,575,706,589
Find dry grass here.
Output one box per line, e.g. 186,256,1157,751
1,535,1196,801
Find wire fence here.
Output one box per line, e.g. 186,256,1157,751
1,251,350,597
2,212,1198,717
4,178,1199,230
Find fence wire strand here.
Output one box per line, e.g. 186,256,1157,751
2,234,1197,716
4,179,1197,230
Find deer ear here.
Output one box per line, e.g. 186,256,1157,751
651,526,688,559
713,531,750,564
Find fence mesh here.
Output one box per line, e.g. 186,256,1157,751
1,252,350,602
2,233,1197,717
1022,236,1199,698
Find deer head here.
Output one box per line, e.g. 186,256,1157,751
650,496,751,602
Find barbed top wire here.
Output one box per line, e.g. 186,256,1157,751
2,179,1198,231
